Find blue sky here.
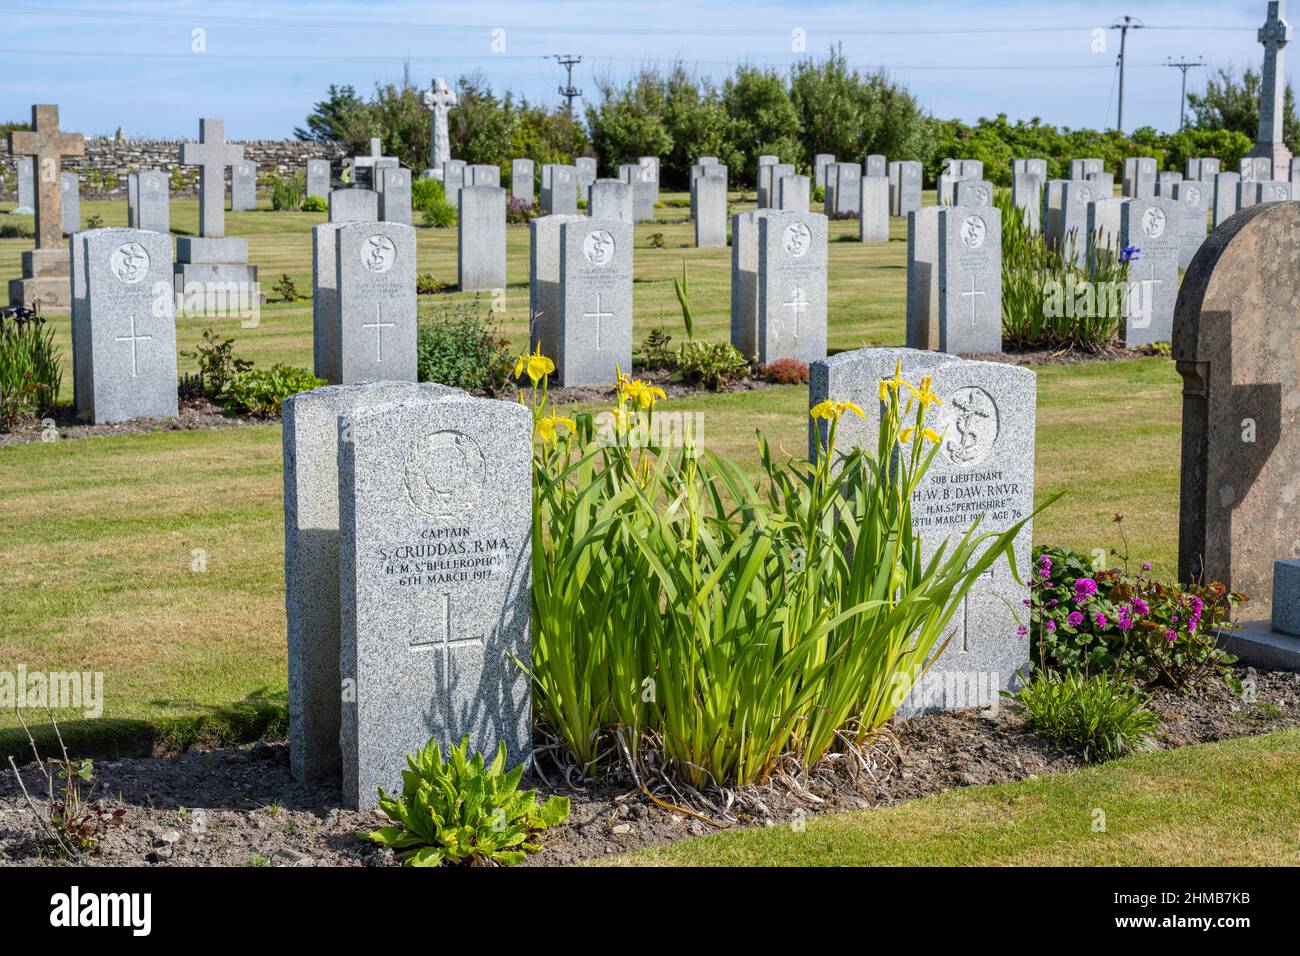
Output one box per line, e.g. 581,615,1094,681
0,0,1285,139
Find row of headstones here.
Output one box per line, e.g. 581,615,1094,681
281,342,1037,806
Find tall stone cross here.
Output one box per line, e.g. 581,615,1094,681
180,118,244,239
422,77,457,171
8,105,84,250
1254,2,1293,178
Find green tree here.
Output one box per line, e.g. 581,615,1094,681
721,66,801,184
1187,65,1300,156
294,84,371,145
448,73,518,176
584,69,674,175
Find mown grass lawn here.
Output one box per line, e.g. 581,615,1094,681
1,189,1182,757
606,729,1300,866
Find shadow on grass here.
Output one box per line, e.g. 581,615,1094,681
1,687,287,764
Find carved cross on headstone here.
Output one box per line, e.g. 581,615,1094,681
585,293,614,349
422,77,457,171
412,592,484,730
961,275,986,325
363,303,395,362
179,118,244,239
8,105,85,250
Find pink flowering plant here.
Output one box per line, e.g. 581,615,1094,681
1027,544,1245,693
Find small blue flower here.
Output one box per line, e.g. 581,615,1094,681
1120,245,1141,263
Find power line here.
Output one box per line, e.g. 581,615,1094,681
0,4,1261,38
1165,57,1205,130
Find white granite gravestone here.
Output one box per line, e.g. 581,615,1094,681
590,179,633,223
467,164,500,188
312,221,417,384
1240,156,1275,182
865,154,887,178
1119,198,1180,346
328,189,379,223
1011,158,1047,232
70,228,178,423
906,207,943,351
127,171,170,234
575,156,597,197
283,380,462,784
637,156,660,209
730,209,774,359
826,163,861,217
954,179,994,208
808,347,1035,714
377,167,412,225
1122,157,1158,198
555,218,633,386
457,185,506,292
859,175,890,243
777,173,810,212
338,393,532,810
1170,180,1209,269
542,164,578,215
694,166,728,247
306,159,330,199
1070,158,1105,180
937,207,1002,354
814,153,835,189
14,155,34,213
889,160,923,218
60,172,79,235
232,160,257,211
1213,171,1242,228
756,210,828,364
511,158,535,205
529,213,584,362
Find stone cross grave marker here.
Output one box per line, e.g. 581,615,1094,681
808,347,1035,713
70,228,177,423
1174,201,1300,625
338,393,532,809
180,118,243,238
422,76,457,173
1252,1,1293,180
9,104,85,250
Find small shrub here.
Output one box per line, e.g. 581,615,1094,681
416,272,452,295
663,198,690,208
270,173,306,211
675,340,749,390
641,327,675,371
219,364,323,416
414,177,456,227
506,197,541,224
0,306,63,431
84,214,103,229
301,195,328,213
813,185,826,204
416,300,512,392
180,328,253,399
1010,671,1160,763
272,273,306,303
1028,544,1244,691
362,735,570,866
759,358,809,384
647,232,665,249
0,219,33,239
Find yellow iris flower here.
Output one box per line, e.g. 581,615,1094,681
878,359,919,402
514,343,555,384
899,426,942,444
809,399,865,421
537,408,576,444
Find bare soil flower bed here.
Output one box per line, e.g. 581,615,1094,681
0,398,263,448
2,667,1295,867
